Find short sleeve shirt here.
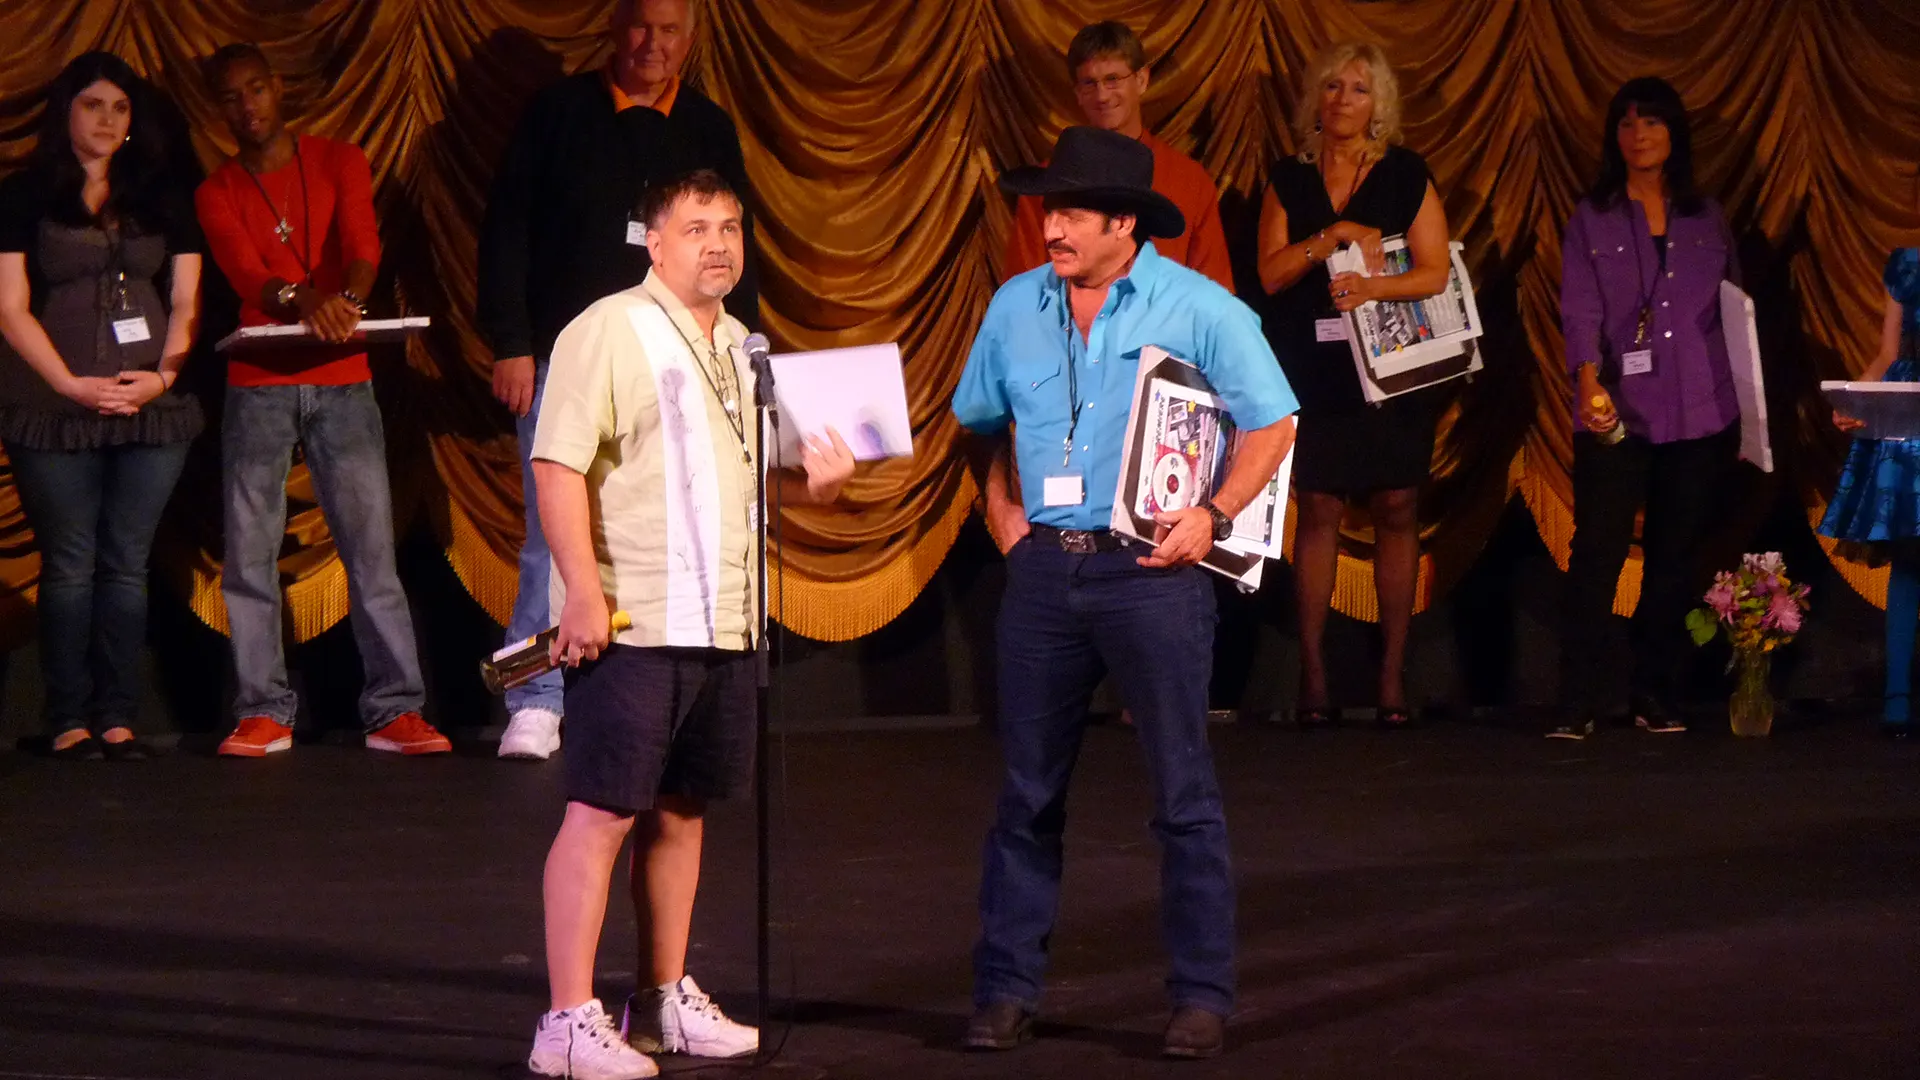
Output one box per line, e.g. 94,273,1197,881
532,271,759,650
953,241,1299,530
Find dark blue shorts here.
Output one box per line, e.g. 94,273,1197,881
562,645,756,814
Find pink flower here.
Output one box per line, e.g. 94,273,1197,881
1764,591,1804,635
1705,576,1738,620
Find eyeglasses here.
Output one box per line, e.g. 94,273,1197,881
1074,70,1140,96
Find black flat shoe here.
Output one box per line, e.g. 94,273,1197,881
49,734,103,761
101,736,160,761
1632,697,1687,734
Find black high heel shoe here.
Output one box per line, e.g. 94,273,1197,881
1295,703,1337,729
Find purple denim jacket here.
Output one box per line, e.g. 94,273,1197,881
1561,196,1741,445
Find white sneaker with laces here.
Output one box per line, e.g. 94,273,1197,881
499,707,562,760
528,998,657,1080
621,975,758,1059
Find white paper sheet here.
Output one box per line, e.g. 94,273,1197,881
1721,280,1772,472
767,342,913,467
214,316,431,352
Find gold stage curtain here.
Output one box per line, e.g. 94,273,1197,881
1,2,1917,650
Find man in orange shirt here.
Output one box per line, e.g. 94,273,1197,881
195,44,448,758
1002,21,1232,289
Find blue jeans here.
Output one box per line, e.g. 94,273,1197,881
221,383,424,731
10,441,190,735
973,540,1234,1016
504,362,562,715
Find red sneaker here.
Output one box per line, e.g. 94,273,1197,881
366,712,452,755
219,716,294,757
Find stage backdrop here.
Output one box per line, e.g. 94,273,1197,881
1,0,1917,647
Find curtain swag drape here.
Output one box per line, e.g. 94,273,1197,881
1,1,1916,648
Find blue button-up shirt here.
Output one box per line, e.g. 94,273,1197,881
953,242,1298,530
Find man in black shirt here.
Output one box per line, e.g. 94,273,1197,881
476,0,756,764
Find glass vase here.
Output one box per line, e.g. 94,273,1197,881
1729,650,1774,738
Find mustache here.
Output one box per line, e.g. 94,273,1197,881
1045,242,1076,257
699,256,737,270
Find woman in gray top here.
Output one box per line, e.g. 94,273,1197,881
0,52,205,760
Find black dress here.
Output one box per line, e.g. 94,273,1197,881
1264,145,1447,495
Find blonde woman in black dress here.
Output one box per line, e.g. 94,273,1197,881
1256,42,1453,727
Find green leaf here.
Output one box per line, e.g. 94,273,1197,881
1685,608,1719,646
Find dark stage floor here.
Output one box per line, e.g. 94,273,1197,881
2,719,1917,1080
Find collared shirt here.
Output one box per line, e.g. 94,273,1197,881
605,67,681,117
533,270,758,651
1561,195,1740,444
1001,130,1233,289
954,241,1298,530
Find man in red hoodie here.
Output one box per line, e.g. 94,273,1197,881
195,43,448,757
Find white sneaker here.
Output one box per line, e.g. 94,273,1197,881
621,975,758,1058
499,707,562,760
528,998,657,1079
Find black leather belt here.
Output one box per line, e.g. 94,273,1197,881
1025,523,1134,554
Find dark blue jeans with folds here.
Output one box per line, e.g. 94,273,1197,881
973,539,1235,1017
10,440,191,735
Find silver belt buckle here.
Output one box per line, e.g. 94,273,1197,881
1058,529,1099,554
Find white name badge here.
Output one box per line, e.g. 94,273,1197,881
625,219,646,247
1621,349,1654,376
111,316,152,345
1315,317,1348,343
1042,474,1085,507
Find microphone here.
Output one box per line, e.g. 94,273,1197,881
742,332,775,408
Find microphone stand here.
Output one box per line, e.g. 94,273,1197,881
750,350,776,1059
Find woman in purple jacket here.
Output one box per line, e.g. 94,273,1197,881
1552,77,1741,740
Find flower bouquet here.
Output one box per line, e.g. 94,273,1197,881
1685,552,1812,737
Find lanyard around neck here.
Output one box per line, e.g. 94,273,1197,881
1628,197,1671,346
660,309,749,463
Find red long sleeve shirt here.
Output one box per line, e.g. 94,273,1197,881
195,135,382,386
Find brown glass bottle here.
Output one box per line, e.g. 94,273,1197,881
481,611,633,694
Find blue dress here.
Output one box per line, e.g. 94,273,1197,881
1820,248,1920,542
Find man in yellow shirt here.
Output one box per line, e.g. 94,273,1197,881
522,169,853,1080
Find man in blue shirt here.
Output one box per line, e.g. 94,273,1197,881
953,126,1298,1060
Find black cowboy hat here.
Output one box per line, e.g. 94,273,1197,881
999,126,1186,240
